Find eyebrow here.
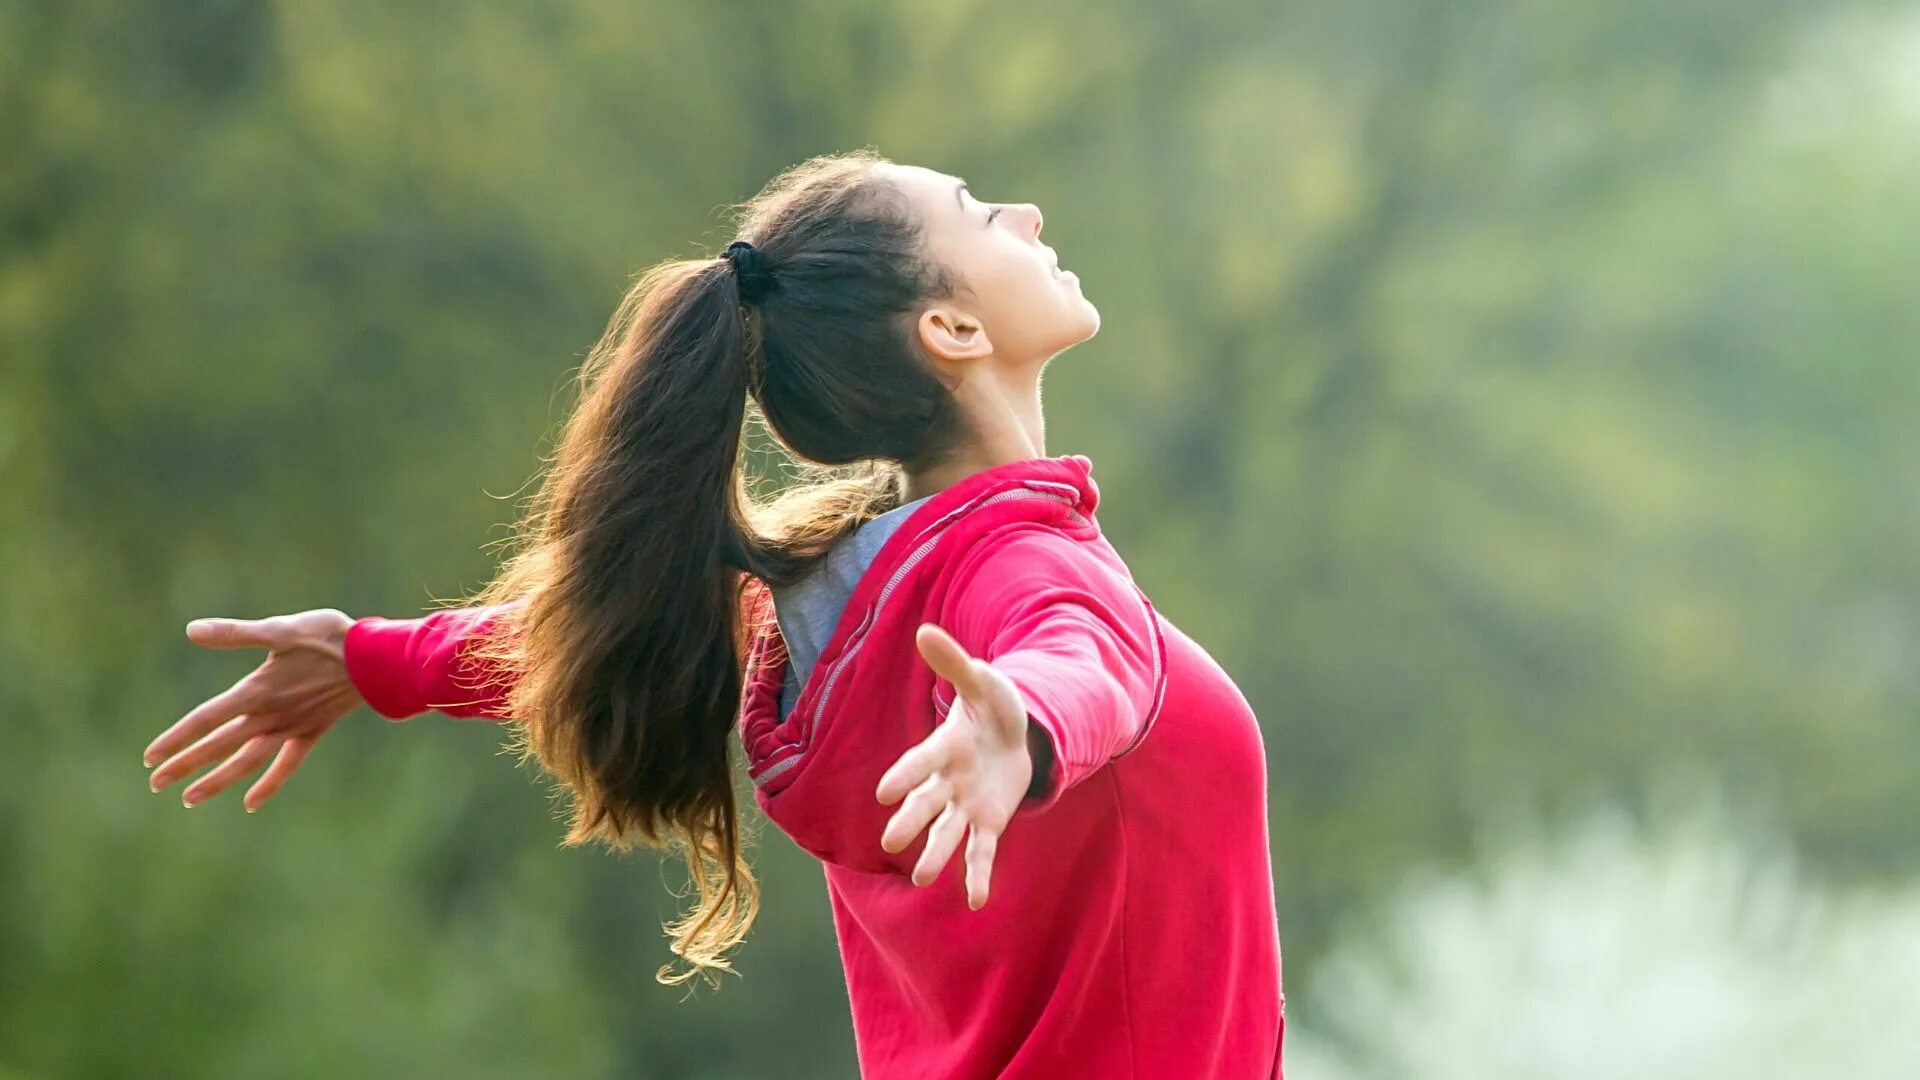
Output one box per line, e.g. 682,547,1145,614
954,179,996,229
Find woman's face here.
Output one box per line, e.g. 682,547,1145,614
874,162,1100,369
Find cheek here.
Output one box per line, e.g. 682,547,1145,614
998,253,1063,308
968,247,1080,346
974,246,1039,288
968,255,1040,314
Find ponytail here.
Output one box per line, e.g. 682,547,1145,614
464,255,766,986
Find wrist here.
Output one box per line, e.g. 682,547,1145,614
317,624,350,665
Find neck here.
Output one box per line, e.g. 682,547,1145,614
902,359,1047,504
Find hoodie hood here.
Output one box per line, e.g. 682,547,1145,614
736,453,1100,871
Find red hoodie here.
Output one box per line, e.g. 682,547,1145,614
344,454,1286,1078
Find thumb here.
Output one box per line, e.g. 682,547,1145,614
916,622,990,698
186,617,288,651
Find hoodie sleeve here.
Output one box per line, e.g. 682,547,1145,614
342,602,523,721
945,529,1165,814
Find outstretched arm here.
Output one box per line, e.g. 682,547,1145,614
875,530,1164,907
146,600,524,812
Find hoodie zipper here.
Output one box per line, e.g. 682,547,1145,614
754,485,1086,786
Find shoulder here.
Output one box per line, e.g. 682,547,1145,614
941,524,1147,632
948,523,1115,591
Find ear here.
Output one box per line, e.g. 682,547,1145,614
916,303,994,368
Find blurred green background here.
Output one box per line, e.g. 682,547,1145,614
4,1,1918,1077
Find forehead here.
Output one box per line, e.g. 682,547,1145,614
875,163,965,217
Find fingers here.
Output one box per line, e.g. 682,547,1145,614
911,803,967,887
915,623,992,700
243,736,314,812
145,678,263,769
149,712,271,792
185,616,293,652
892,811,1002,909
149,617,297,769
965,826,1000,909
180,734,280,807
876,731,952,805
881,773,954,853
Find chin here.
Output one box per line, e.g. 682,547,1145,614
1072,298,1101,342
1039,294,1100,357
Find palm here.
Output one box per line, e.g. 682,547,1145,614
145,608,365,811
875,622,1034,909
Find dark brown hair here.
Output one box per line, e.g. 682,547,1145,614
454,149,969,985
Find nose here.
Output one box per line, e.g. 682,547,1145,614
1015,202,1044,240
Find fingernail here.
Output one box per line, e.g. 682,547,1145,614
245,804,257,814
183,794,198,808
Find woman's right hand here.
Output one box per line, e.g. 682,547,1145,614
145,607,365,812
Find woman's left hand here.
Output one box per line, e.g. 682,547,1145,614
876,622,1036,909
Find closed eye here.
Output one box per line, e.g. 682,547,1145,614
986,205,1002,227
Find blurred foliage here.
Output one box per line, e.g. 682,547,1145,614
1292,783,1920,1078
3,0,1917,1076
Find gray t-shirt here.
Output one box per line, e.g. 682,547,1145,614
771,494,936,721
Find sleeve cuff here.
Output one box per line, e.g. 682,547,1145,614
996,661,1081,816
1020,712,1070,815
343,615,430,720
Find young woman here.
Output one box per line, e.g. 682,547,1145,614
144,150,1286,1078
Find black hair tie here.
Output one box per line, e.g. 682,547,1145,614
721,240,776,306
